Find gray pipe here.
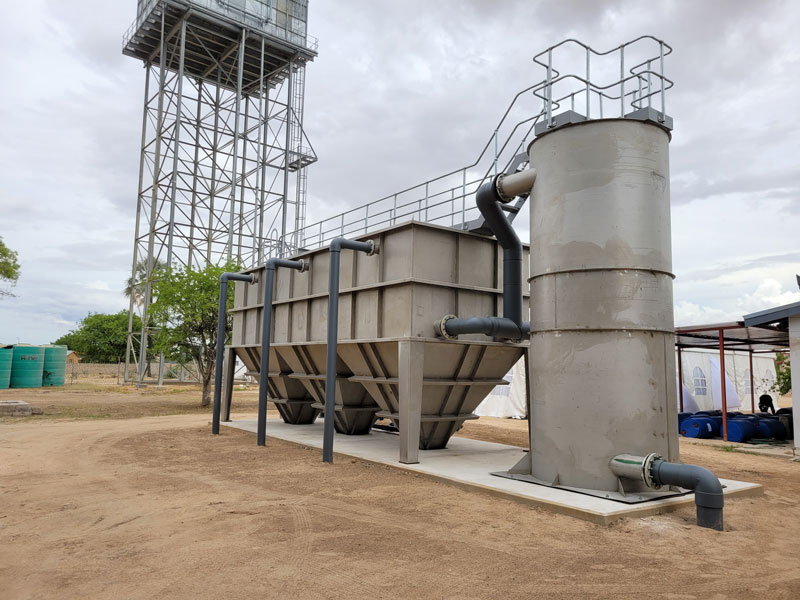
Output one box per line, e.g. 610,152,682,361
436,316,530,340
610,453,724,530
323,238,377,463
212,271,256,435
440,170,535,340
257,258,307,446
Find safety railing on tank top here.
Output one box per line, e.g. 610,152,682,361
123,0,318,53
281,35,673,256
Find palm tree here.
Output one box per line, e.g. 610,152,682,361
124,259,167,309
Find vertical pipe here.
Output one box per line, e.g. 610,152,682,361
212,272,254,435
255,258,305,446
749,350,755,413
258,266,275,445
678,345,684,412
212,279,230,434
647,59,652,109
322,238,374,463
719,329,728,440
323,247,341,463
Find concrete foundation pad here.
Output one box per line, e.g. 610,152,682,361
0,400,34,417
223,419,763,525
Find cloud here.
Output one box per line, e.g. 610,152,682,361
0,0,798,344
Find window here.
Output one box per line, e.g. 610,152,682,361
693,366,707,396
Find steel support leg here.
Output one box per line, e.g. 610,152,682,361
398,339,424,464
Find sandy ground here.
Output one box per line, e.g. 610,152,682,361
1,388,799,599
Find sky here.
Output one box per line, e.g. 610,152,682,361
0,0,799,344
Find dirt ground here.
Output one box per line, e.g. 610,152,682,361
1,388,799,599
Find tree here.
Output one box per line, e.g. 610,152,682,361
54,311,142,363
774,353,791,396
0,236,20,298
124,259,167,309
149,261,239,407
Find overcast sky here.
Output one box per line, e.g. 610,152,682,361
1,0,799,344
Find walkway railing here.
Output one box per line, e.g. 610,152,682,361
283,36,672,255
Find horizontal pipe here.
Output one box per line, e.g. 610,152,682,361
258,258,307,447
610,453,724,530
496,167,537,202
437,315,528,341
212,272,256,435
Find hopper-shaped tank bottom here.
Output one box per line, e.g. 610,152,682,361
229,339,523,451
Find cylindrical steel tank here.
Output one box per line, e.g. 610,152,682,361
527,119,679,492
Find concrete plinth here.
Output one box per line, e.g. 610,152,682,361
223,419,762,525
0,400,35,417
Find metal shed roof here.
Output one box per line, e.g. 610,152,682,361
675,321,789,353
742,301,800,329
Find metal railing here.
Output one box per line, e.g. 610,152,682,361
123,0,318,53
281,36,673,255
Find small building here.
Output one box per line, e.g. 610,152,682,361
66,351,81,364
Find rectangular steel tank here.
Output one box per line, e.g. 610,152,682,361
223,221,529,462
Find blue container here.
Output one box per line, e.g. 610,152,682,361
753,419,787,440
776,415,793,440
726,419,755,443
678,412,693,425
680,417,719,439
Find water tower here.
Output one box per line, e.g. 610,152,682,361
121,0,317,383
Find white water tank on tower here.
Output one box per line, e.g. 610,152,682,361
526,118,679,493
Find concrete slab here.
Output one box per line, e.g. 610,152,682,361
0,400,33,417
223,419,763,525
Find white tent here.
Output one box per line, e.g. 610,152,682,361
676,349,776,413
475,359,527,418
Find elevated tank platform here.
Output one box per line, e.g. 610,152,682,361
123,0,316,94
222,418,762,525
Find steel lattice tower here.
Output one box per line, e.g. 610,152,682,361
122,0,317,383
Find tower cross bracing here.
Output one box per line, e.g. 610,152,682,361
122,0,317,383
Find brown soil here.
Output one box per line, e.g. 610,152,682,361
1,390,799,599
0,386,259,422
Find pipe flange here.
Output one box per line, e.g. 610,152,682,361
494,173,515,204
643,452,663,490
366,239,379,256
298,259,309,272
436,314,458,340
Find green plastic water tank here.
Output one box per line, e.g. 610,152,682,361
43,345,68,386
0,345,12,389
10,345,45,388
